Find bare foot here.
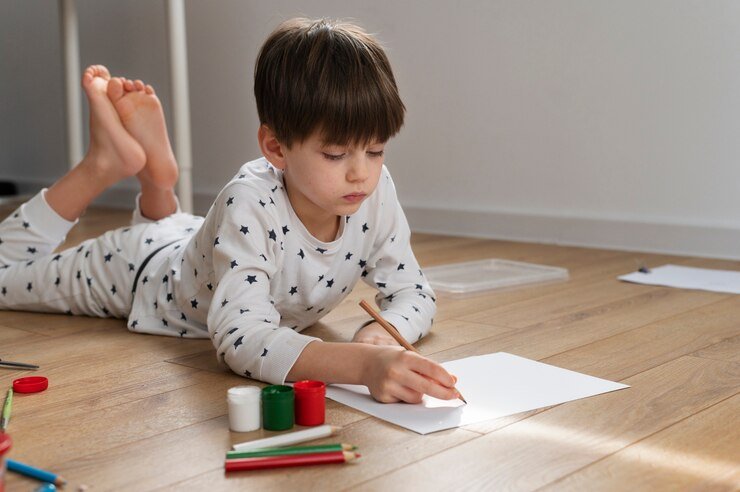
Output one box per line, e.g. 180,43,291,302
107,77,179,190
80,65,146,186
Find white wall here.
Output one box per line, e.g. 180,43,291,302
2,1,740,259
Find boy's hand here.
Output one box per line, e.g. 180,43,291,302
352,321,400,346
363,346,460,404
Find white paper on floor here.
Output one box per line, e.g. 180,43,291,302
325,352,629,434
619,264,740,294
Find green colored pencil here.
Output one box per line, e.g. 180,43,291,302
0,388,13,432
226,443,356,460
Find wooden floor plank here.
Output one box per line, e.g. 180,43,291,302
692,334,740,363
354,356,740,491
430,286,724,366
541,395,740,491
542,296,740,381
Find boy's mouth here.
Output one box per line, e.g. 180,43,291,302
342,193,366,203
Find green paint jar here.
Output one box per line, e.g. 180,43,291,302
261,385,294,431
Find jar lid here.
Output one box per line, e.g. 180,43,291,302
227,385,261,402
261,385,294,401
13,376,48,393
0,433,11,456
293,380,326,394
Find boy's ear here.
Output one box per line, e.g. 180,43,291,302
258,125,287,170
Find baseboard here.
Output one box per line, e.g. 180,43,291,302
14,180,218,217
12,179,739,260
403,205,740,261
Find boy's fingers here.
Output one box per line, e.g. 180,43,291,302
401,370,458,401
390,383,424,404
408,355,456,387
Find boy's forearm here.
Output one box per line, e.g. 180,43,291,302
286,341,379,385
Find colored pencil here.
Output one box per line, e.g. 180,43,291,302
225,451,360,472
232,424,340,452
359,299,468,403
0,359,39,370
0,389,12,432
7,459,67,486
226,443,356,459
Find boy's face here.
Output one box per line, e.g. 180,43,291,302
279,132,386,231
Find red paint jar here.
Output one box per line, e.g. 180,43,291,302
293,380,326,426
0,433,11,492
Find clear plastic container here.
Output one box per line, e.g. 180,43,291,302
424,259,569,298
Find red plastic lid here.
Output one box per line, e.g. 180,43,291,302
13,376,49,393
293,380,326,394
0,433,11,456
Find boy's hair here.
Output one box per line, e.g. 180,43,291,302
254,18,405,148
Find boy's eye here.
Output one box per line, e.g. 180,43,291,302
367,150,385,158
322,152,345,161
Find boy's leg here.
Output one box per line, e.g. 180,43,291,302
107,77,180,222
0,65,147,316
45,65,146,221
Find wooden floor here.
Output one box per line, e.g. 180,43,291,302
1,204,738,491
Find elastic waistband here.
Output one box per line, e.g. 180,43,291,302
131,240,180,294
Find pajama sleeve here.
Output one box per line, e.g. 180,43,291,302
207,182,319,384
362,169,437,344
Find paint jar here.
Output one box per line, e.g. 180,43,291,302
227,386,262,432
0,433,11,492
261,385,294,431
293,380,326,426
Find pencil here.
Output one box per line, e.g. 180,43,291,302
226,443,356,459
0,388,12,432
7,458,67,486
225,451,360,472
232,424,340,452
359,299,468,404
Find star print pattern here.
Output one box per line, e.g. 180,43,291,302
0,159,435,388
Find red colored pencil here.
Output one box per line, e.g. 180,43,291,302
225,451,360,472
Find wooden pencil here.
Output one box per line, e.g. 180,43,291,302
226,443,356,459
7,459,67,486
0,389,12,432
225,451,360,472
232,424,340,452
359,299,467,404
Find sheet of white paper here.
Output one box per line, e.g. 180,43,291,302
325,352,628,434
619,264,740,294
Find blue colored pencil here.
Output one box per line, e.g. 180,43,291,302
7,458,67,486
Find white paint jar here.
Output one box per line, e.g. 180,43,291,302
227,386,261,432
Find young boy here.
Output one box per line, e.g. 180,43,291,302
0,18,459,404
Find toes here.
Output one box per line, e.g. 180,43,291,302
134,79,145,91
81,71,94,89
123,79,135,92
145,84,155,95
106,77,125,102
94,65,111,80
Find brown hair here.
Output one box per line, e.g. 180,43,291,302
254,18,405,148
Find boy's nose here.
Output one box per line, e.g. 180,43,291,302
347,157,369,182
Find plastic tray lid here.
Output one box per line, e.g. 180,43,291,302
424,259,569,297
